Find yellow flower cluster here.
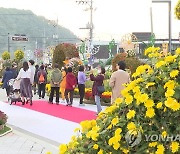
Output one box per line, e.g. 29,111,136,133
126,109,136,119
57,47,180,154
108,128,122,150
175,0,180,20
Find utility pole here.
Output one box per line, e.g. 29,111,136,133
152,0,172,52
77,0,94,63
7,33,10,52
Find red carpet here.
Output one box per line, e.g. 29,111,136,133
15,100,96,123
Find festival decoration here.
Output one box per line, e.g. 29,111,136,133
108,39,116,58
78,39,100,65
43,46,55,64
34,49,43,58
121,33,138,57
24,50,34,60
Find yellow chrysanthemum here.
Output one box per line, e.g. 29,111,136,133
146,82,155,88
156,102,163,109
59,144,67,154
93,144,99,150
111,117,119,126
125,95,133,105
97,149,103,154
107,124,112,130
139,93,149,103
155,61,166,68
115,128,122,135
145,108,155,118
113,142,120,150
161,131,167,138
170,70,179,78
165,89,175,97
114,98,123,105
126,110,136,119
127,122,136,130
175,48,180,55
144,99,154,108
171,142,179,153
164,80,175,89
165,55,177,63
155,144,165,154
165,97,180,111
149,142,157,147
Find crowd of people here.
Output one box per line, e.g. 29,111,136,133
2,60,130,114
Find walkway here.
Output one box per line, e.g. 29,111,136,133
0,88,106,154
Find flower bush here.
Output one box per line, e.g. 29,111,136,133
1,51,10,60
0,111,7,126
59,47,180,154
112,52,142,75
175,0,180,20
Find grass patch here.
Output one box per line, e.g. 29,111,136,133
0,125,11,135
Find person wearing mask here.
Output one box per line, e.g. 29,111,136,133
109,61,130,104
90,67,105,115
2,66,14,97
33,64,39,95
65,67,77,106
78,65,86,106
48,63,62,104
60,67,67,103
37,65,47,99
17,61,32,105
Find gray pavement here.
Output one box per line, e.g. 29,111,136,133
0,88,59,154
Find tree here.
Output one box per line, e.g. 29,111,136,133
14,49,24,62
2,51,10,60
52,43,79,69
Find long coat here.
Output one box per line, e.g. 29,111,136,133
2,70,14,89
90,73,104,96
109,69,130,104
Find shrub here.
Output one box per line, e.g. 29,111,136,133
112,52,142,75
14,49,24,62
2,51,10,60
52,43,79,69
175,0,180,20
0,111,7,125
59,47,180,154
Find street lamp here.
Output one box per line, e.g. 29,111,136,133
152,0,172,52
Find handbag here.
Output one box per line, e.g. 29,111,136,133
97,85,105,93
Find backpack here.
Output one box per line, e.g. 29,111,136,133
39,72,45,83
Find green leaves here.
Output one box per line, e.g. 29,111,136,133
2,51,10,60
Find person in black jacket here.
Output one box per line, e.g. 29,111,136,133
2,67,14,97
33,65,39,95
37,65,47,99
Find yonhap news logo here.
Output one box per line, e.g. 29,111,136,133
125,130,142,147
125,130,180,147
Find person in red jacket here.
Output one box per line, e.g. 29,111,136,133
65,67,77,106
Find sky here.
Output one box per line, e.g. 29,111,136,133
0,0,179,41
